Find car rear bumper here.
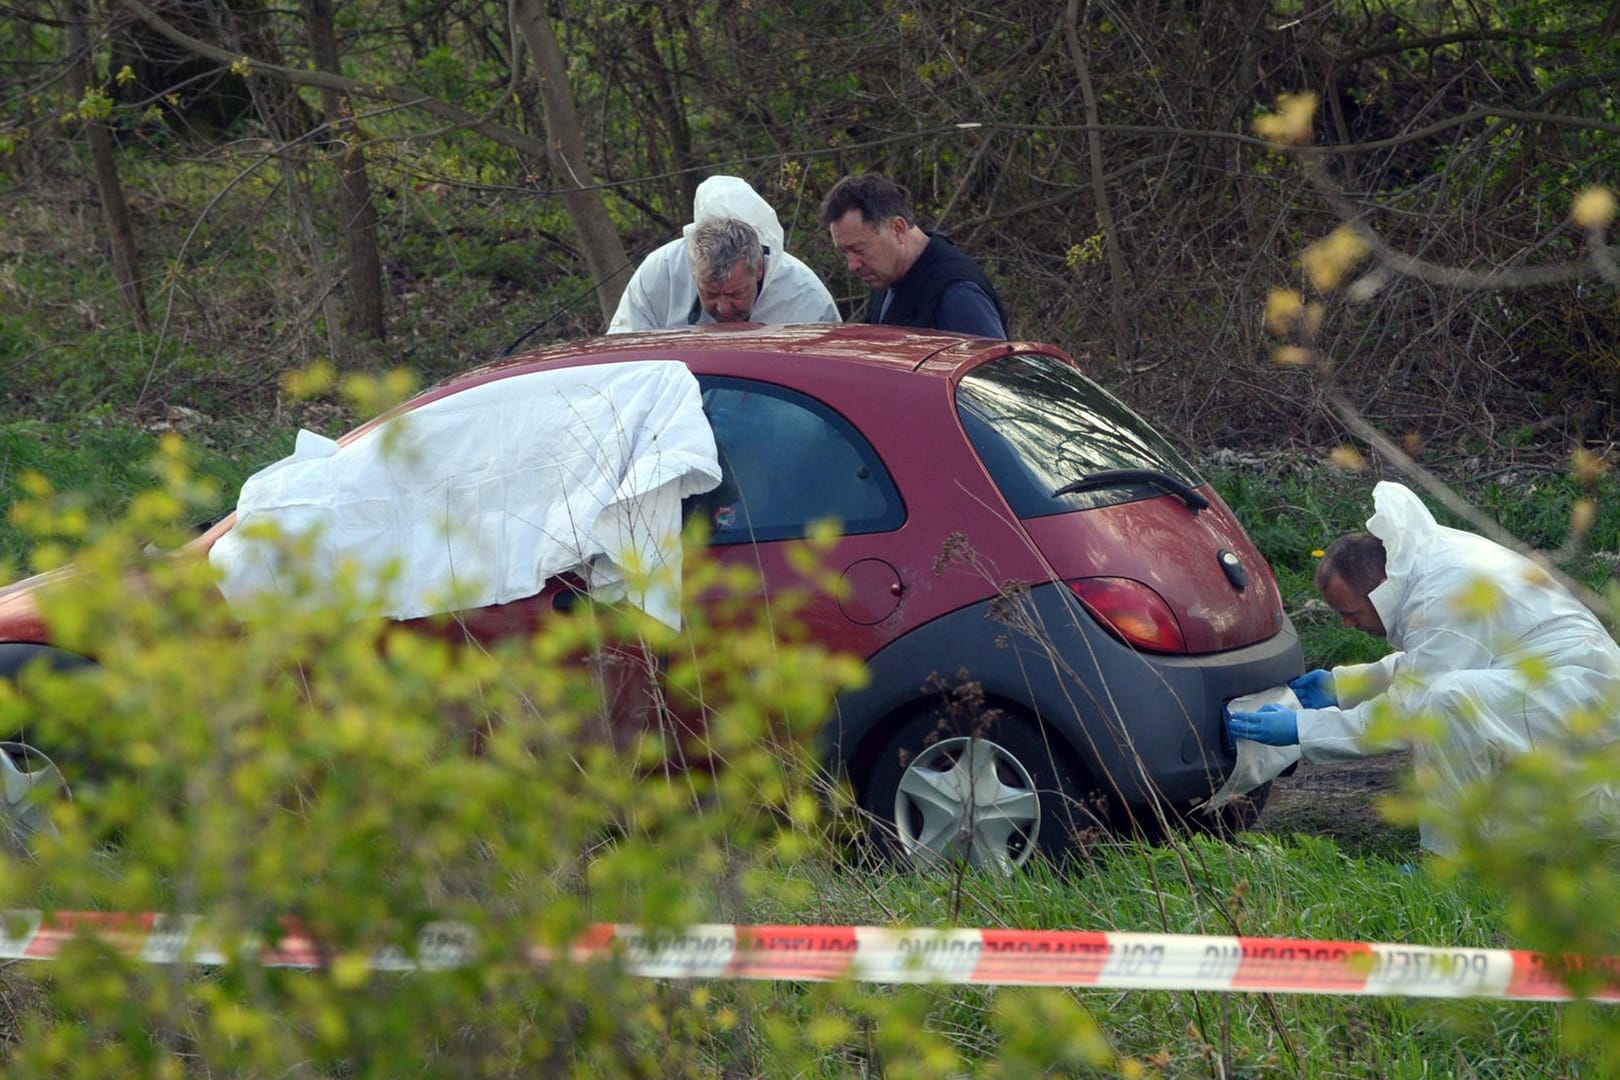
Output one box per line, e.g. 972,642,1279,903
824,581,1303,807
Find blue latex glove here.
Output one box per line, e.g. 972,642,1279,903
1288,668,1337,708
1225,704,1299,748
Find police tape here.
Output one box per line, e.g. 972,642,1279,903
2,909,1618,1003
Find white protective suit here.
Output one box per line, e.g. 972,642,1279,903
210,361,721,631
1297,481,1620,852
607,176,840,333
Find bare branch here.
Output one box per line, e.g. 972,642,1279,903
117,0,555,165
1065,0,1135,366
1338,26,1601,65
1316,380,1616,630
1294,155,1611,292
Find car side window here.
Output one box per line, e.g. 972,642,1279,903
687,377,904,545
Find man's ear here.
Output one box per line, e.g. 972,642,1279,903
889,215,911,241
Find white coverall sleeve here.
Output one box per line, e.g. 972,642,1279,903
607,241,689,333
1296,701,1399,762
1296,652,1404,762
607,263,664,334
1330,654,1400,707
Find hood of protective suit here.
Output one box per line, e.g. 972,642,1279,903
682,175,789,290
1364,481,1437,649
607,176,838,333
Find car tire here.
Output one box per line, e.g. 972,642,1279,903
859,707,1106,872
0,741,66,856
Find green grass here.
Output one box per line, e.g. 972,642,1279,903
0,419,287,574
733,838,1595,1077
1209,462,1620,559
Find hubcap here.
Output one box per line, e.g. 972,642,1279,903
0,742,63,854
893,736,1040,872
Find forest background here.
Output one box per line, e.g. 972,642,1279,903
2,0,1617,522
2,2,1620,1075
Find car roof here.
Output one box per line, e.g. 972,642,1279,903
433,323,1030,400
176,324,1037,553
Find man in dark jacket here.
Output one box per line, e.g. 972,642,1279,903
818,174,1007,339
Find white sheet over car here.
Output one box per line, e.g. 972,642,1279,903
209,360,721,629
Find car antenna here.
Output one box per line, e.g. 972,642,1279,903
496,250,642,359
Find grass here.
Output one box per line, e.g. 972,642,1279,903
1208,462,1620,667
2,393,1612,1072
0,420,287,573
4,142,1618,1076
727,838,1591,1077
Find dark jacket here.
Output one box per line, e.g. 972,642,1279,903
865,233,1006,335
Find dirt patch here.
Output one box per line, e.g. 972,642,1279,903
1254,753,1421,858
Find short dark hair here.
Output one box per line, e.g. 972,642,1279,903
1316,531,1387,594
818,174,915,228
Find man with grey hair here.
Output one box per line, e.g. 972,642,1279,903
686,217,766,324
609,175,839,332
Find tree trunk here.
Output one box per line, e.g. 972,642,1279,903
306,0,386,341
1065,0,1133,369
510,0,629,322
632,10,699,216
215,3,345,362
67,0,149,331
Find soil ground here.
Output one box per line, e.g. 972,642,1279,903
1252,753,1421,859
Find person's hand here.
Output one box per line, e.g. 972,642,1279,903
1288,668,1337,708
1225,704,1299,748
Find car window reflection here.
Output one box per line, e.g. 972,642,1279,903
687,378,904,545
958,353,1202,518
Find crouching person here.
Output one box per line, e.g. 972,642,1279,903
1228,480,1620,855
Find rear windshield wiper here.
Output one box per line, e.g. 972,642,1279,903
1052,468,1208,512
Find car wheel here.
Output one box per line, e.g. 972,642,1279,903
0,741,65,856
860,709,1105,872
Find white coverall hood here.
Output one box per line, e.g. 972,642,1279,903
1363,480,1437,650
682,175,788,291
607,176,840,333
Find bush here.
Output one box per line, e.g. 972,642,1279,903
0,437,904,1075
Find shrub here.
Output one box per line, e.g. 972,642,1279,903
0,437,906,1076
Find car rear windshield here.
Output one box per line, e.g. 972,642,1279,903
956,352,1202,518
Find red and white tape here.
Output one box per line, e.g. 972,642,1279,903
3,910,1617,1003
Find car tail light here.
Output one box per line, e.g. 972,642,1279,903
1067,577,1186,654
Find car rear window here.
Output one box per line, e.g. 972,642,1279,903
956,353,1201,518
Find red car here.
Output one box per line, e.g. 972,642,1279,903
0,324,1300,869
